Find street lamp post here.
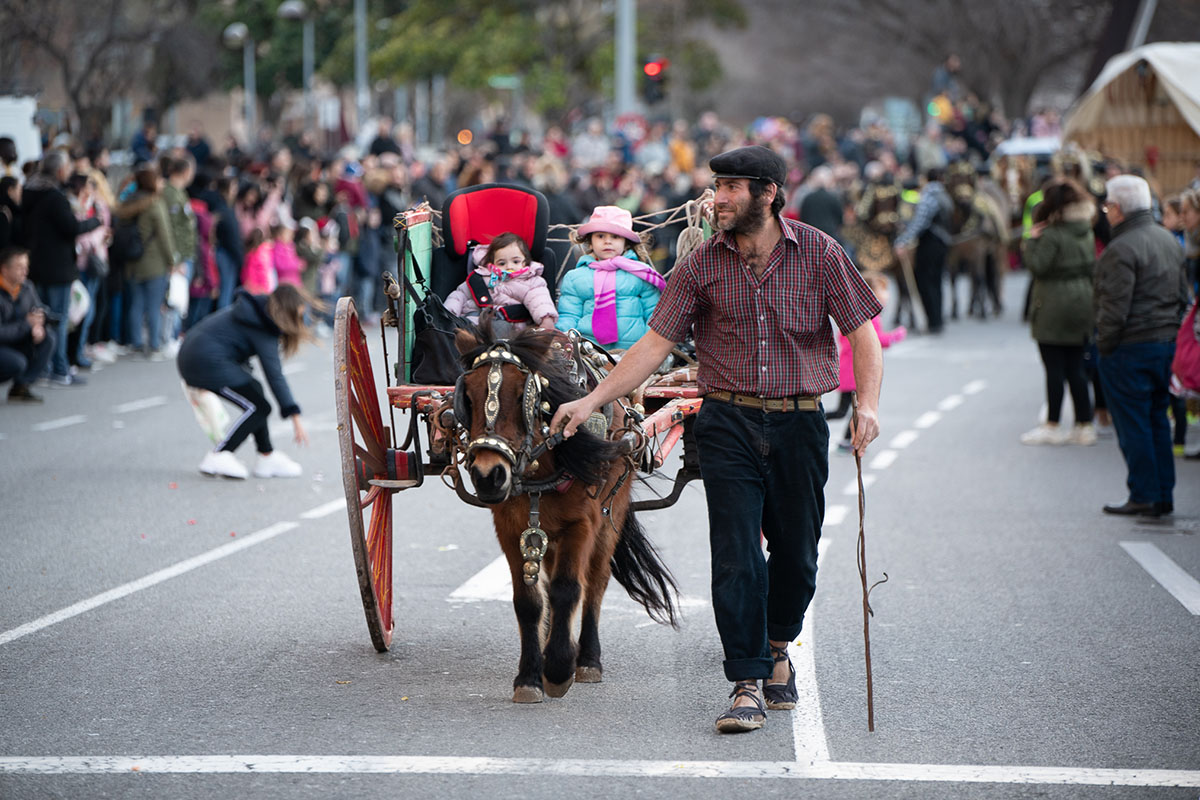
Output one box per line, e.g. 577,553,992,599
223,22,256,144
278,0,314,132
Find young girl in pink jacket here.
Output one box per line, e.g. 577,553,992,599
241,229,277,295
444,232,557,335
270,223,304,287
828,272,906,450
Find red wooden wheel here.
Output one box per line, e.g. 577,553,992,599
334,297,395,652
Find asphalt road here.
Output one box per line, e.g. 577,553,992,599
2,276,1198,799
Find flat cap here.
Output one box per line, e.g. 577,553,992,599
709,145,786,187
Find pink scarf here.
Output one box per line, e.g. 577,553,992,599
589,256,666,345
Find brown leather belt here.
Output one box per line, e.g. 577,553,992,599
705,390,819,412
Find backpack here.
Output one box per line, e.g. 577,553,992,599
110,216,145,268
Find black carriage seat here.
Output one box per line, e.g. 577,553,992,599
429,183,559,302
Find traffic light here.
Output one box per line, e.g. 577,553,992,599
641,56,669,105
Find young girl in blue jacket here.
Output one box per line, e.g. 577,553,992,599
556,205,664,351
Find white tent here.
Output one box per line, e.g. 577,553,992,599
1063,42,1200,194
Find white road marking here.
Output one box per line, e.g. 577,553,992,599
448,556,512,602
889,430,918,449
868,450,897,470
823,505,848,527
299,498,346,519
111,395,167,414
937,394,964,411
842,474,875,496
962,379,987,395
1,755,1196,786
31,415,86,432
1120,542,1200,615
793,538,831,764
913,411,941,429
0,522,299,647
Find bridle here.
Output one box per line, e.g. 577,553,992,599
452,343,565,496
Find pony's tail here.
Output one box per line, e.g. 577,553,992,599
610,511,680,628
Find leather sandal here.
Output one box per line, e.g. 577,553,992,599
715,680,766,733
763,644,798,710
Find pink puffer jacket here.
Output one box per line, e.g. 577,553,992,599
445,260,557,327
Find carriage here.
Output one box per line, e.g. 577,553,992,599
332,184,707,700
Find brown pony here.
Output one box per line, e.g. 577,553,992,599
450,323,679,704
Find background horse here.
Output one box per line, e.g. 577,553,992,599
450,323,679,704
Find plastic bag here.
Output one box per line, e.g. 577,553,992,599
167,271,190,315
182,381,230,444
68,279,90,330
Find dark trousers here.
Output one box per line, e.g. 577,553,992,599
914,236,948,333
1098,341,1176,505
694,398,828,681
207,378,274,455
0,332,55,387
1038,343,1093,424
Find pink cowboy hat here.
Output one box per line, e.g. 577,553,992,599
578,205,639,243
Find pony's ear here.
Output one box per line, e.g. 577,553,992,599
455,326,483,355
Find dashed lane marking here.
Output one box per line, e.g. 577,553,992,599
31,415,87,432
111,395,167,414
2,755,1196,787
299,498,346,519
1120,542,1200,615
889,430,918,449
962,379,987,395
842,474,875,495
792,538,831,763
937,394,964,411
913,411,941,429
823,505,848,527
0,522,299,647
868,450,897,470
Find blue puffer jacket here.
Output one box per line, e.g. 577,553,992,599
556,251,662,350
176,290,300,418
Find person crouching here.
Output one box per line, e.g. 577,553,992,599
177,284,318,479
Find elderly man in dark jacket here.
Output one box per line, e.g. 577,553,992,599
18,151,101,385
0,247,53,402
1094,174,1190,518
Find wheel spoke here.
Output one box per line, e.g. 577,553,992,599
367,492,393,630
354,442,386,476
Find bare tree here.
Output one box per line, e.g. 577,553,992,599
820,0,1111,117
0,0,190,137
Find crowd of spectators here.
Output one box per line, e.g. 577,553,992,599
1,52,1197,428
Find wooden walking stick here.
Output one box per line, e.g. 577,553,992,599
851,393,887,731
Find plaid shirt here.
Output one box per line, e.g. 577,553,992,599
649,218,881,396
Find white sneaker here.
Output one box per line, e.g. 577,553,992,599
1066,423,1098,446
254,451,303,478
199,450,249,479
1020,423,1066,446
90,343,118,364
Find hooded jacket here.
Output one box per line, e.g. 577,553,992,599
1022,201,1096,345
176,290,300,418
18,173,101,285
1093,210,1190,355
444,259,557,326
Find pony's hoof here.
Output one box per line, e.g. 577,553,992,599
575,665,603,683
512,686,544,704
542,676,574,698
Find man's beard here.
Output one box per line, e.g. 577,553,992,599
716,193,770,235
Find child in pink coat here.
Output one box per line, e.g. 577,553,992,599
270,223,304,287
241,229,277,295
444,231,557,336
828,272,905,450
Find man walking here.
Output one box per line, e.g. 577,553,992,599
553,145,883,733
895,167,953,334
1094,174,1189,517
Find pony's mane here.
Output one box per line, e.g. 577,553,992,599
458,320,625,485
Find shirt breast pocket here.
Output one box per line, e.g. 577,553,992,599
772,286,823,335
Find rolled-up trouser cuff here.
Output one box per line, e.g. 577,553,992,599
723,656,773,682
768,622,804,644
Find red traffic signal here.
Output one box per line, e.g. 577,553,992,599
642,58,667,79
